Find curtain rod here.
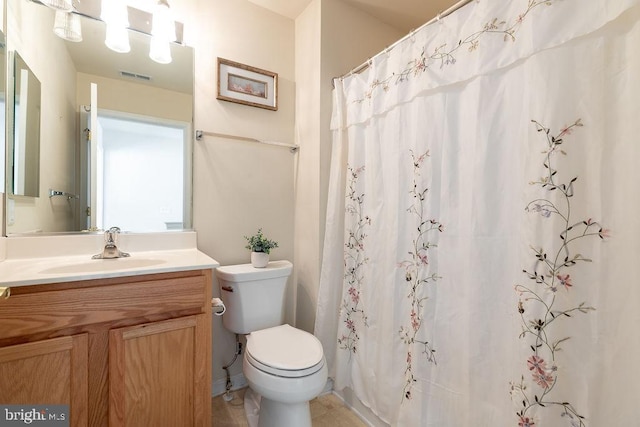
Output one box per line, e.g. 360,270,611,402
333,0,475,84
195,130,300,153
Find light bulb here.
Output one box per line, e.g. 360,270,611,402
105,25,130,53
53,11,83,42
101,0,130,53
149,1,176,64
151,1,176,42
149,37,172,64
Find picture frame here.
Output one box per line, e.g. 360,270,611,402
217,58,278,111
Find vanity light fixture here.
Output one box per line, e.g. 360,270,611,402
101,0,131,53
149,0,176,64
40,0,73,12
53,10,83,42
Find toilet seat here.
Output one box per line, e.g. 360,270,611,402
245,324,325,378
245,351,325,378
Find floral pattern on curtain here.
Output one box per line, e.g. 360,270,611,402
354,0,561,105
339,165,370,354
511,119,608,427
315,0,640,425
397,150,443,400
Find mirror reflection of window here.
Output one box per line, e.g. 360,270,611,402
97,113,188,232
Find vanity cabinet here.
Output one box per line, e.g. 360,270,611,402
0,334,89,424
109,315,209,426
0,269,212,427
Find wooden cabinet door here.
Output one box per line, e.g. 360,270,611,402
0,334,89,426
109,315,210,427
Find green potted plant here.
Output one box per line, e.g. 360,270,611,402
244,228,279,268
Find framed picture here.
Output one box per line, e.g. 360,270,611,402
217,58,278,111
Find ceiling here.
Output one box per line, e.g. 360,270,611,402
247,0,463,33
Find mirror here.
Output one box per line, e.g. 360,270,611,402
5,0,194,235
0,30,5,196
12,52,41,197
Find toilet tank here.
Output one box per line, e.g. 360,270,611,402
215,260,293,335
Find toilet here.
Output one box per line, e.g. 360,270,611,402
215,260,327,427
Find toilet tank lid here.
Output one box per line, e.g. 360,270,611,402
215,260,293,282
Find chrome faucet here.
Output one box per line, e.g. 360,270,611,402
92,227,130,259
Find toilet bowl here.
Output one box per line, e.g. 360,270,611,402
215,261,328,427
243,324,328,427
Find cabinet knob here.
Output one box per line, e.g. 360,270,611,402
0,287,10,300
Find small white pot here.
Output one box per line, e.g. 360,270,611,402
251,252,269,268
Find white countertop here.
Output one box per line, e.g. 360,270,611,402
0,248,219,287
0,231,219,287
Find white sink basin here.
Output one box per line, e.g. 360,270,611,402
39,257,166,274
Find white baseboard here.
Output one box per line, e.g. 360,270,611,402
212,372,248,397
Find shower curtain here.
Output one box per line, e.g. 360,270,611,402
316,0,640,425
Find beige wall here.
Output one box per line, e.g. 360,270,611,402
181,0,296,388
184,0,401,390
293,0,403,333
294,1,322,334
76,73,193,123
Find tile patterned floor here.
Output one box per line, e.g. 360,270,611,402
211,388,368,426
